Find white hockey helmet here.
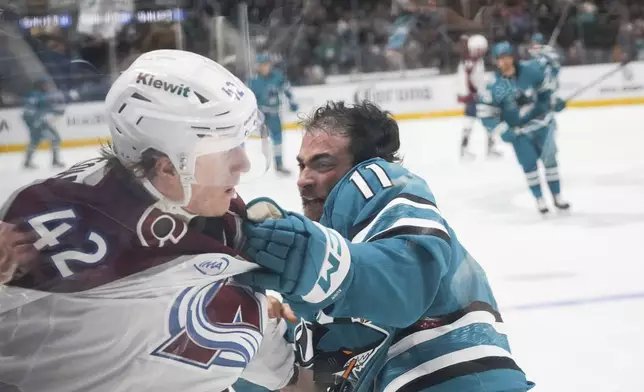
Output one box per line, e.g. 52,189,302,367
467,34,489,58
105,49,269,205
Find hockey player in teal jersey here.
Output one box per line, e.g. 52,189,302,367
236,101,535,392
477,41,570,214
248,53,299,175
21,78,66,169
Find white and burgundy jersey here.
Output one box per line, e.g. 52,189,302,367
0,158,294,392
456,55,486,104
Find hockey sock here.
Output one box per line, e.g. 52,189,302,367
544,166,561,195
525,169,543,199
273,142,283,168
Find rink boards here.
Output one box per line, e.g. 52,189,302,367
1,61,643,153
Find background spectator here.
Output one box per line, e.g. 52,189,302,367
0,0,641,107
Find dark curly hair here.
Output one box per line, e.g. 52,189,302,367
300,100,402,166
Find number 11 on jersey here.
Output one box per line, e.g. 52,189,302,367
349,163,393,199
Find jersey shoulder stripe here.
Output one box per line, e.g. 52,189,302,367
350,193,449,244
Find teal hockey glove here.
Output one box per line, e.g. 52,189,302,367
238,213,354,307
552,97,566,112
289,102,299,112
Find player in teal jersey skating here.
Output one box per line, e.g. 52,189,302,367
21,78,66,169
248,53,299,175
477,41,570,214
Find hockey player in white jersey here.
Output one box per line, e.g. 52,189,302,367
0,50,296,392
456,34,502,159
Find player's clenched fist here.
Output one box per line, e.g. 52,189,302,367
239,198,355,308
0,221,38,284
267,296,297,322
238,212,354,308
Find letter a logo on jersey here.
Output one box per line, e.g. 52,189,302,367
151,280,263,369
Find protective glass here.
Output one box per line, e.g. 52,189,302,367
189,110,271,188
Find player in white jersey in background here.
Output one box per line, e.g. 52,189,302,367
456,34,502,159
0,50,296,392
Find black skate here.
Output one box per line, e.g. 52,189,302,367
487,137,503,158
23,162,38,170
460,147,475,161
460,132,475,160
553,195,570,212
52,161,66,169
487,148,503,158
536,198,549,215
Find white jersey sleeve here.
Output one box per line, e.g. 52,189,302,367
456,57,486,99
455,61,468,98
469,58,487,94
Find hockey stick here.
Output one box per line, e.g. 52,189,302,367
564,58,633,102
548,0,575,47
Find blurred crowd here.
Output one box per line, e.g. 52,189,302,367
1,0,643,108
248,0,644,84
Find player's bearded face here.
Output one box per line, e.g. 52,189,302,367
184,147,251,217
296,130,354,222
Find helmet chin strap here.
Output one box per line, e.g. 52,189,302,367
140,176,195,218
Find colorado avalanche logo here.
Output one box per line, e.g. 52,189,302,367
152,280,264,369
136,206,188,247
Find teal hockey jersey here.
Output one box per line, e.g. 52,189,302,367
287,158,535,392
248,70,295,115
22,90,64,122
476,58,557,137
